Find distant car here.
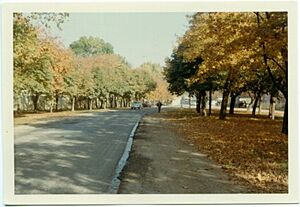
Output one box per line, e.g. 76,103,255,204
131,101,143,110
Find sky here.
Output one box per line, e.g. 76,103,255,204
49,13,192,67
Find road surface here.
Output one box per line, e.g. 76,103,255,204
14,108,155,194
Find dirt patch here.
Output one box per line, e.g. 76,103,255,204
118,113,250,194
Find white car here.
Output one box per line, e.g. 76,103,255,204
131,101,143,110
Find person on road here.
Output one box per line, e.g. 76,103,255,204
156,101,163,113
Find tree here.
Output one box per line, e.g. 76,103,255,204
29,12,69,30
14,13,54,111
64,64,81,111
69,36,114,57
131,69,157,101
164,50,201,96
14,13,70,112
14,13,158,113
165,12,287,134
254,12,288,134
73,53,156,109
137,63,173,104
179,13,257,119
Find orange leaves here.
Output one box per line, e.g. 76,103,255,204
38,39,74,93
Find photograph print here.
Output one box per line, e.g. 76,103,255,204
2,1,298,205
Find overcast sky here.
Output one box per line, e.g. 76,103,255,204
49,12,192,67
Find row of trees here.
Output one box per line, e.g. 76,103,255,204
164,12,287,134
14,13,171,113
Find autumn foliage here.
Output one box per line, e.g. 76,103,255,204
13,13,170,113
164,12,288,134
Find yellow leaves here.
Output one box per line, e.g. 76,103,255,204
180,12,264,79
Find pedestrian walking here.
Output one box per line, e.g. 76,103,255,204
156,101,162,113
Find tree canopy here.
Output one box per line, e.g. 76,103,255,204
13,13,158,112
69,36,114,57
164,12,288,134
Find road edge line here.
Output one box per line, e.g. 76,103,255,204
109,116,141,193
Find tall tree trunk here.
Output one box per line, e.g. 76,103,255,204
282,98,288,134
114,95,117,108
78,99,81,110
196,92,201,113
252,93,261,116
247,93,254,112
71,97,75,112
269,95,272,118
220,92,229,119
201,91,207,116
282,61,288,134
208,90,212,116
49,96,54,113
105,95,109,109
32,93,39,111
188,96,191,108
55,93,59,111
219,80,230,120
95,98,99,109
269,96,276,120
85,97,89,109
229,93,237,115
49,103,53,113
89,98,93,110
109,95,113,108
16,95,21,113
258,97,262,115
127,98,130,107
100,99,103,109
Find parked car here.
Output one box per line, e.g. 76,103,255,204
131,101,143,110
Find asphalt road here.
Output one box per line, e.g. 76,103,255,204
14,108,155,194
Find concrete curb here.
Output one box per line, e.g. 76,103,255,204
109,116,141,193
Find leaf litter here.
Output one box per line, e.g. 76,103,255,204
160,108,288,193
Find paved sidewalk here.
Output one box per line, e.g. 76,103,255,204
118,112,250,194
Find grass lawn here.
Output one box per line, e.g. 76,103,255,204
161,108,288,193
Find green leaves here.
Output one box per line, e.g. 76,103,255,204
14,14,53,95
69,36,114,57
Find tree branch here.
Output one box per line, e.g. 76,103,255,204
266,56,286,74
264,54,286,96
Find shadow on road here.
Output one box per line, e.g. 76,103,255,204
14,110,144,194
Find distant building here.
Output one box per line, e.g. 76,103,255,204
170,91,286,111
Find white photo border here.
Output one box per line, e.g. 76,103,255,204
2,1,298,205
